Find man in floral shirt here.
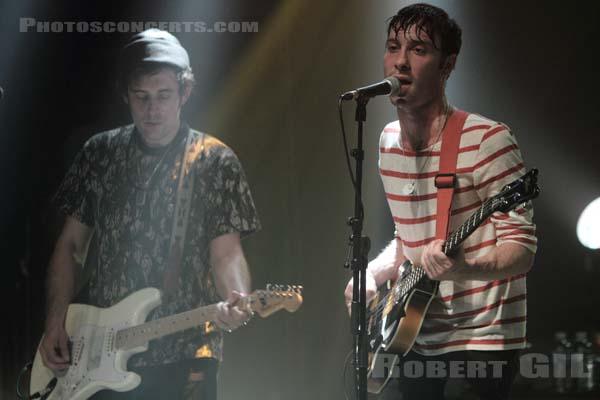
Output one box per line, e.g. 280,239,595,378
39,29,260,399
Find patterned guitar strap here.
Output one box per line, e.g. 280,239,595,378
163,130,206,300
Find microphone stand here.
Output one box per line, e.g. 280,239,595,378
345,95,371,400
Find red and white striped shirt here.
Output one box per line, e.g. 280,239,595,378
379,112,537,355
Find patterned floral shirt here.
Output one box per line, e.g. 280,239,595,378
54,123,260,367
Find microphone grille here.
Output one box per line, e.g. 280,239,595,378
385,76,400,96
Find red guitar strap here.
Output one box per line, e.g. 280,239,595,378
435,109,469,240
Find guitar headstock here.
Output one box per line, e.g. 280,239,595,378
491,168,540,213
242,284,303,317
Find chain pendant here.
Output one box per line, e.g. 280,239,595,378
403,182,416,195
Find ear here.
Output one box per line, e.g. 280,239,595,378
180,83,193,106
442,54,457,77
122,92,129,105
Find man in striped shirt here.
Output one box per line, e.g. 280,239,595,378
344,4,536,399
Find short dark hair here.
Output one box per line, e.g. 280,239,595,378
387,3,462,58
118,62,195,97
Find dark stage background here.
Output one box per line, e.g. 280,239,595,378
1,1,600,399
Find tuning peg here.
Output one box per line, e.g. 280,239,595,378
265,283,303,294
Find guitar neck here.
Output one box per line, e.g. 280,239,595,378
393,197,497,301
113,287,302,351
115,303,221,350
443,197,495,255
389,169,539,305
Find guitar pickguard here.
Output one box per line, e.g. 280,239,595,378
49,322,136,400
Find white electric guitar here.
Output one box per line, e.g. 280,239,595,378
30,285,303,400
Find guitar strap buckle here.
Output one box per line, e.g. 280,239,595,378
434,173,456,189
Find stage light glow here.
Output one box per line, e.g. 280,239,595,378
577,197,600,250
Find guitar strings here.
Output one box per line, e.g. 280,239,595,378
366,196,496,321
365,196,497,322
365,178,534,323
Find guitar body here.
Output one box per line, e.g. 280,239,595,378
366,260,438,394
30,288,162,400
29,284,303,400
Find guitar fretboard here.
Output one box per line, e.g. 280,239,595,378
393,196,499,303
443,196,498,254
113,288,301,351
115,304,220,350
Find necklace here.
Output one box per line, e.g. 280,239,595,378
401,103,451,195
126,130,179,191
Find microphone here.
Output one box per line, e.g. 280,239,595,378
341,76,400,101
